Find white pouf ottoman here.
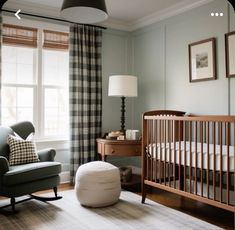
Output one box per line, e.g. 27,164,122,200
75,161,121,207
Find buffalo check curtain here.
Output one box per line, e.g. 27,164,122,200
0,13,2,125
69,24,102,183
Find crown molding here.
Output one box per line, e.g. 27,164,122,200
99,18,132,32
101,0,215,31
129,0,215,31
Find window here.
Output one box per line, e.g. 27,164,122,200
42,30,69,137
1,24,69,140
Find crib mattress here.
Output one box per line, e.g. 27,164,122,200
147,141,235,172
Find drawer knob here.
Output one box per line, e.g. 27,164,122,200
111,149,115,154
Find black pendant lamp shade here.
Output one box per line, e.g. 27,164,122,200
61,0,108,24
0,0,8,9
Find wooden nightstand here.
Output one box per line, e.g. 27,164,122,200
96,138,141,191
96,138,141,161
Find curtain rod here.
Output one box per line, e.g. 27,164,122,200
1,9,107,30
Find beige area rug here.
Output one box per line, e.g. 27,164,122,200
0,190,221,230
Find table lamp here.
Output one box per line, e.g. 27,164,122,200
108,75,138,135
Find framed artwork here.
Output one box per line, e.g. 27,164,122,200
188,38,216,82
225,31,235,78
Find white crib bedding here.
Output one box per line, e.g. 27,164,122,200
147,141,235,172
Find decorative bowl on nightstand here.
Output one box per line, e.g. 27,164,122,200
106,131,124,139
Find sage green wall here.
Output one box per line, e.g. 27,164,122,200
131,0,235,130
102,29,132,135
101,0,234,168
102,29,135,166
165,0,228,115
132,25,165,119
230,4,235,114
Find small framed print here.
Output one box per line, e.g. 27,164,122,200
188,38,216,82
225,31,235,78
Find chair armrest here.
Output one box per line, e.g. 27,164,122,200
0,156,9,176
37,148,56,162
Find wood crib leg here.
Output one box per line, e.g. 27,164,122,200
141,183,147,203
141,191,146,203
234,212,235,230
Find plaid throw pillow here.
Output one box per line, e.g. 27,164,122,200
8,134,40,166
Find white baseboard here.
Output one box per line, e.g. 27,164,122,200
60,171,70,184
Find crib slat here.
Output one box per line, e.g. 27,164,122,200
147,120,150,181
159,120,162,184
164,120,166,185
149,120,152,181
150,120,153,182
200,121,203,197
157,120,160,182
195,121,198,195
173,120,176,189
178,120,182,190
206,122,209,199
183,121,186,192
226,122,229,205
168,120,172,187
219,122,223,203
233,122,235,210
154,120,157,182
213,122,216,201
189,121,192,194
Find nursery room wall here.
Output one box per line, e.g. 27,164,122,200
131,0,235,130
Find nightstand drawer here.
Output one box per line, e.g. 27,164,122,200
96,138,141,161
104,144,140,156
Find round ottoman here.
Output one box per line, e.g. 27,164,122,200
75,161,121,207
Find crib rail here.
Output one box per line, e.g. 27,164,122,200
142,112,235,212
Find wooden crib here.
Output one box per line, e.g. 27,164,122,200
141,110,235,220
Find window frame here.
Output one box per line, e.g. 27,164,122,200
2,16,70,143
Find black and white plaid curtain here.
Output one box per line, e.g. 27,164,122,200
69,24,102,183
0,12,2,125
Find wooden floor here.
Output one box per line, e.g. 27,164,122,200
58,184,233,229
1,183,233,229
143,188,233,230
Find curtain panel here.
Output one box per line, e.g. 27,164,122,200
0,13,2,125
69,24,102,183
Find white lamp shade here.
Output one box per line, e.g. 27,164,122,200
108,75,138,97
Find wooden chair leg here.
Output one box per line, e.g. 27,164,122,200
53,187,58,197
10,197,15,212
1,191,62,214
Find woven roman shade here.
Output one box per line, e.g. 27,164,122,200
3,24,38,48
43,30,69,50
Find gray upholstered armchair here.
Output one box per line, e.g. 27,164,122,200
0,121,62,212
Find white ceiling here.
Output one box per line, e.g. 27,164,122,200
3,0,213,31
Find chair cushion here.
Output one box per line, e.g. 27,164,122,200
7,134,40,166
3,161,61,186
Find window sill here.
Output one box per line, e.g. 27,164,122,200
35,138,69,151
